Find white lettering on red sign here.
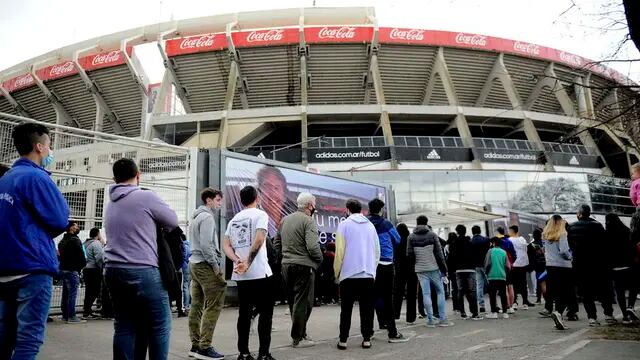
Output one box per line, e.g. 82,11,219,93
246,29,284,43
513,41,540,56
179,35,215,50
455,33,487,47
91,51,121,66
49,62,75,77
559,51,583,67
15,74,34,88
318,26,356,39
389,28,424,41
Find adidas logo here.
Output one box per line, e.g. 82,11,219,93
427,149,441,160
257,152,266,159
569,156,579,165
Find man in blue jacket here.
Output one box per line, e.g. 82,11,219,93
367,198,408,343
0,123,70,359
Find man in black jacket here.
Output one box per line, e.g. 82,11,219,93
449,225,481,320
567,204,615,326
471,225,490,313
58,221,87,323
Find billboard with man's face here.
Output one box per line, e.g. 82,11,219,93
224,157,387,244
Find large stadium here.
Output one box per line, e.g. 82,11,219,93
1,6,639,228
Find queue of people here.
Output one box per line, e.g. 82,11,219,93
1,122,640,360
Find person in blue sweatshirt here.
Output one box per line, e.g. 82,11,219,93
0,123,69,360
367,198,408,344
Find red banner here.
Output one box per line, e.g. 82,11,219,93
304,26,372,44
36,61,78,82
165,33,228,57
231,28,298,48
2,73,35,92
80,46,133,72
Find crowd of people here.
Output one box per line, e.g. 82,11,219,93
1,122,640,360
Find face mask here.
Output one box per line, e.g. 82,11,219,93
41,150,54,168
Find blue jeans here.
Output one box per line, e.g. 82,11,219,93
60,270,80,320
475,268,488,308
105,267,171,360
417,270,447,322
0,274,53,360
182,268,191,310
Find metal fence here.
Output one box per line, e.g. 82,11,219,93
0,112,192,312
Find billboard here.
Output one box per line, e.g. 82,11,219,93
223,157,387,245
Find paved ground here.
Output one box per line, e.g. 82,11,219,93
40,300,640,360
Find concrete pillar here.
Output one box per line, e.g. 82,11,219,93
217,60,239,149
578,128,613,176
522,117,554,171
454,109,481,169
300,54,309,166
370,54,397,169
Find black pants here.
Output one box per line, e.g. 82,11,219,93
393,264,407,320
339,278,375,343
282,264,315,342
546,267,576,314
576,270,614,320
449,274,460,311
456,271,478,316
404,272,426,322
100,269,113,318
375,264,398,337
488,280,508,313
237,277,274,356
83,268,102,316
613,268,639,314
511,267,530,305
172,270,184,312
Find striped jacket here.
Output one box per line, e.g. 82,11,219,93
407,225,447,274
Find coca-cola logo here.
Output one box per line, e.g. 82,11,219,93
91,51,121,66
318,26,356,39
559,52,582,66
15,74,34,88
246,29,284,43
513,41,540,56
179,35,215,49
455,33,487,47
389,28,425,41
49,62,75,77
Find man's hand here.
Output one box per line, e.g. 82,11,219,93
234,260,248,274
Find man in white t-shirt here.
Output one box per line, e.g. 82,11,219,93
223,185,275,360
508,225,535,309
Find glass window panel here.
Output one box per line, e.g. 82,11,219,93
495,139,507,149
360,137,373,147
393,136,406,146
443,137,455,147
454,138,464,147
484,171,508,182
516,141,530,150
561,145,572,153
435,172,460,191
373,137,386,146
347,137,359,147
544,143,552,152
474,139,484,148
410,191,436,203
569,145,579,154
506,181,531,192
431,137,443,147
419,137,432,147
334,138,346,147
483,139,496,148
460,192,484,202
459,171,484,182
578,146,589,155
459,180,484,191
435,192,461,206
308,139,320,148
406,137,419,147
505,140,517,150
409,171,435,185
484,182,507,192
484,192,508,202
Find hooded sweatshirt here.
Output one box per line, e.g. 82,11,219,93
84,238,104,269
189,205,222,271
58,232,87,272
104,184,178,268
367,214,401,264
407,225,447,274
334,213,380,282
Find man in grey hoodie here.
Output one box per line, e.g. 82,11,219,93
104,158,178,360
187,188,226,360
82,228,104,319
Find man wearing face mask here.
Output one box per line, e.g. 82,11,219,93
58,221,87,323
273,192,323,349
0,123,70,359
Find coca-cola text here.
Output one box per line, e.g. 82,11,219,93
455,33,487,47
389,28,425,41
513,41,540,56
180,35,215,49
91,51,121,66
246,29,284,43
318,26,356,39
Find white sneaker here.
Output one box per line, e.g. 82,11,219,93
486,312,498,319
512,303,518,310
507,308,515,314
588,318,600,327
521,304,529,310
502,313,510,319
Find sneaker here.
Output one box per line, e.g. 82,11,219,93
438,320,454,327
188,345,199,358
237,354,256,360
539,310,552,318
257,354,276,360
486,312,498,319
605,315,618,325
551,311,567,330
292,339,315,348
418,314,425,319
196,347,224,360
512,303,519,310
81,314,99,320
460,313,469,320
66,317,86,324
406,320,416,325
588,318,600,327
626,308,640,321
388,333,410,343
622,317,632,325
361,340,372,349
426,320,437,328
303,334,313,341
471,315,484,321
337,341,347,350
479,307,486,313
507,308,515,314
502,313,510,319
566,313,579,321
521,304,529,310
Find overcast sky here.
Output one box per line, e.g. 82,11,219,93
1,0,638,83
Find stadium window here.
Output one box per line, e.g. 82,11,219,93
443,137,455,147
544,143,552,152
454,138,463,147
483,139,496,149
98,154,109,163
124,151,137,159
406,137,419,147
346,137,359,147
561,145,572,153
373,137,386,146
431,137,443,147
360,137,373,147
495,139,507,149
334,138,346,148
516,141,529,150
419,137,432,147
569,145,579,154
473,139,484,148
55,161,64,170
505,140,517,150
83,157,89,166
578,146,589,155
393,136,406,147
308,139,320,148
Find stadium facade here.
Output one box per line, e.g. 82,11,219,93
1,7,639,224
